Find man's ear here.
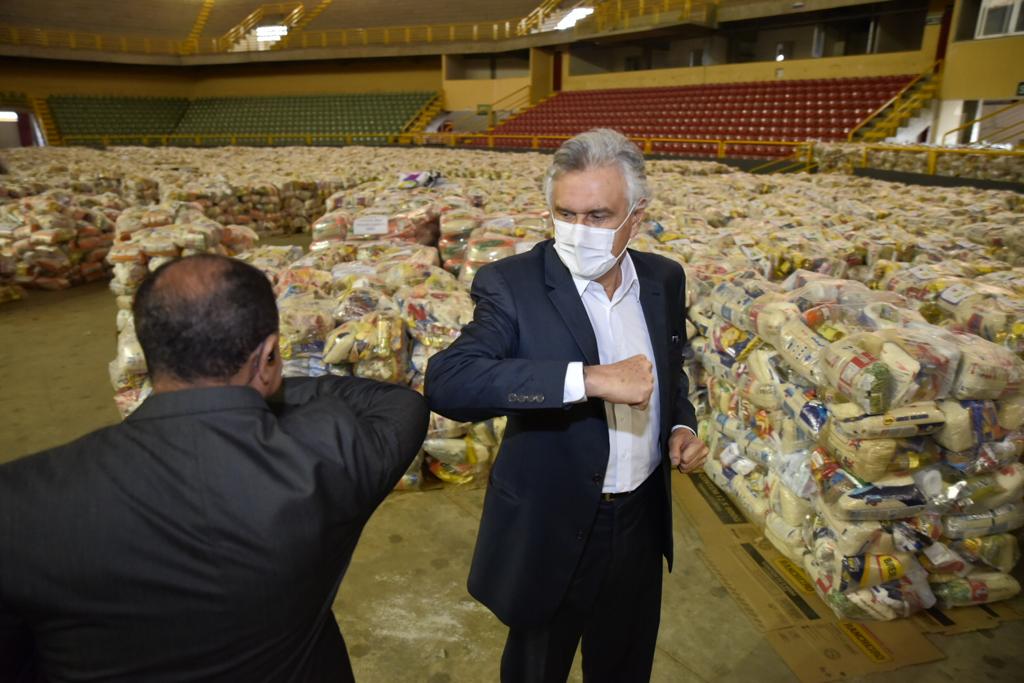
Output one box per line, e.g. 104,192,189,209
629,199,647,239
250,333,280,394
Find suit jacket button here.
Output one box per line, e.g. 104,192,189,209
592,473,602,484
576,530,585,541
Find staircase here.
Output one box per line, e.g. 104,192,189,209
404,95,443,135
30,96,61,146
851,65,942,143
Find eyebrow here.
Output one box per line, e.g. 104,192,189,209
554,205,614,215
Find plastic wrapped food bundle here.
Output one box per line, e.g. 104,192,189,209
278,295,336,364
0,189,119,290
395,285,474,347
310,208,351,246
422,417,507,485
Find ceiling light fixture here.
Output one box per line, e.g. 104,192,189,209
255,25,289,42
556,7,594,31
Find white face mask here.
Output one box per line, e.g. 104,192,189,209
552,204,636,280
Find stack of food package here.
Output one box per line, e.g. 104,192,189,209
0,188,123,293
814,142,1024,185
107,203,260,416
661,203,1024,620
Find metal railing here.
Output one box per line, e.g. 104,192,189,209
516,0,563,36
0,1,765,55
854,143,1024,176
847,59,942,142
486,85,533,128
57,130,812,162
942,100,1024,146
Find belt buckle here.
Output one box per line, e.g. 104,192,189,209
601,492,615,502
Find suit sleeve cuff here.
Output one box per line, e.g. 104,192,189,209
563,362,586,404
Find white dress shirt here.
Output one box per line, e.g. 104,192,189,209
562,253,692,493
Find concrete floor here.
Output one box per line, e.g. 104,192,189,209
3,281,1024,682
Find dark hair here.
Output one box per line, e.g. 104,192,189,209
133,254,278,382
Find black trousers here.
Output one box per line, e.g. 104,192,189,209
500,471,666,683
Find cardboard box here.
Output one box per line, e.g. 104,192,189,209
675,470,760,546
678,473,949,682
767,621,943,680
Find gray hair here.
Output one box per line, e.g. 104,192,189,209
543,128,650,208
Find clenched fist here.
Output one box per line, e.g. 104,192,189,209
583,354,655,409
670,428,708,473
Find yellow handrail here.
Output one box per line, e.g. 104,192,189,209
0,0,744,55
490,84,531,110
516,0,563,36
853,142,1024,176
217,2,303,51
987,119,1024,147
942,100,1024,145
56,131,814,160
846,59,942,142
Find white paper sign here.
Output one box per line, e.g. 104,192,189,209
352,215,390,236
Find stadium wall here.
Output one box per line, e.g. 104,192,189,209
0,57,194,97
941,35,1024,100
0,56,442,98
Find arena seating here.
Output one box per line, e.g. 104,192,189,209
488,75,912,157
49,92,437,144
49,96,190,138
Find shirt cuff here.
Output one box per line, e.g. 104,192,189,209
672,425,697,436
563,362,587,404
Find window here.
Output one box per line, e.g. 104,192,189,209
976,0,1024,38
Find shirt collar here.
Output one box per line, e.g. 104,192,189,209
572,251,641,302
126,385,269,422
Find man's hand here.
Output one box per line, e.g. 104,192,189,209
583,355,654,409
670,428,708,473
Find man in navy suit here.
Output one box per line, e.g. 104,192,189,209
426,128,707,682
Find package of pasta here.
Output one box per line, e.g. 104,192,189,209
947,534,1020,574
934,400,1005,452
929,572,1021,608
828,401,945,440
323,312,405,365
942,500,1024,539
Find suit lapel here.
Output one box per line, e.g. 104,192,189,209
632,251,670,430
544,243,600,366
